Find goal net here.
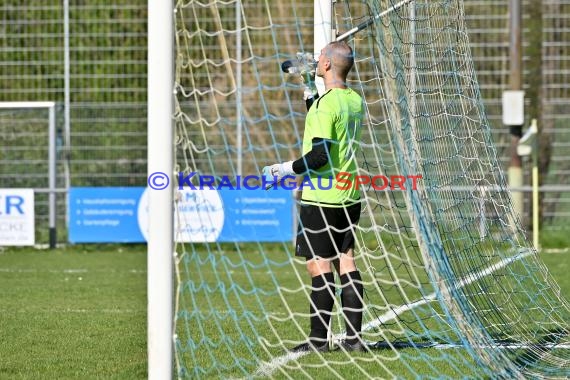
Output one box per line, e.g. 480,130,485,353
173,0,570,378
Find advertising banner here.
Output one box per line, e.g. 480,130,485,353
69,187,293,243
0,189,35,246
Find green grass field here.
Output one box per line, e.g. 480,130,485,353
0,245,146,379
0,242,568,379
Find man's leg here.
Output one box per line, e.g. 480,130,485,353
338,250,365,350
292,204,337,352
304,258,335,349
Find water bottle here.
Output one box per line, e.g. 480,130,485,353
281,52,317,75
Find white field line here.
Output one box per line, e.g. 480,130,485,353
1,308,287,318
542,248,570,254
0,268,144,273
0,308,142,314
0,268,87,273
253,249,534,377
433,343,570,350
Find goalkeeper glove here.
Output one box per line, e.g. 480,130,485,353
262,161,295,189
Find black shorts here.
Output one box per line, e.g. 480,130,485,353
295,202,361,259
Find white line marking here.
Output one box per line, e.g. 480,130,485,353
433,343,570,350
0,308,143,314
542,248,570,254
253,351,306,378
0,268,144,274
253,249,534,377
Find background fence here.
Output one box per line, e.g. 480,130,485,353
0,1,569,244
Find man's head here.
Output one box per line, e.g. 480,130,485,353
316,41,355,81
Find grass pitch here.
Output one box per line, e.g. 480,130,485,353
0,243,567,379
0,245,146,379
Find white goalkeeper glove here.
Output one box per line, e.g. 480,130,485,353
262,161,295,189
302,78,318,101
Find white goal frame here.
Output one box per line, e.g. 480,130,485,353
0,101,58,248
147,1,174,380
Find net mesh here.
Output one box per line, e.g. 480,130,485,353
173,0,570,378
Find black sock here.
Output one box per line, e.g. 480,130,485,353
308,272,336,345
340,270,364,345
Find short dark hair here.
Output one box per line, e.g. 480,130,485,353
328,41,354,78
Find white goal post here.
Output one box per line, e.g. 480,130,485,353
0,101,58,248
147,1,174,380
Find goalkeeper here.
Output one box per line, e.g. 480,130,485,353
263,41,366,352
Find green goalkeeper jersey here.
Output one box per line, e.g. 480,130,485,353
301,87,363,206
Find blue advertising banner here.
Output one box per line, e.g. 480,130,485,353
69,187,145,243
68,187,294,243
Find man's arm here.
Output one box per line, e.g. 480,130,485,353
292,137,331,174
262,138,332,188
